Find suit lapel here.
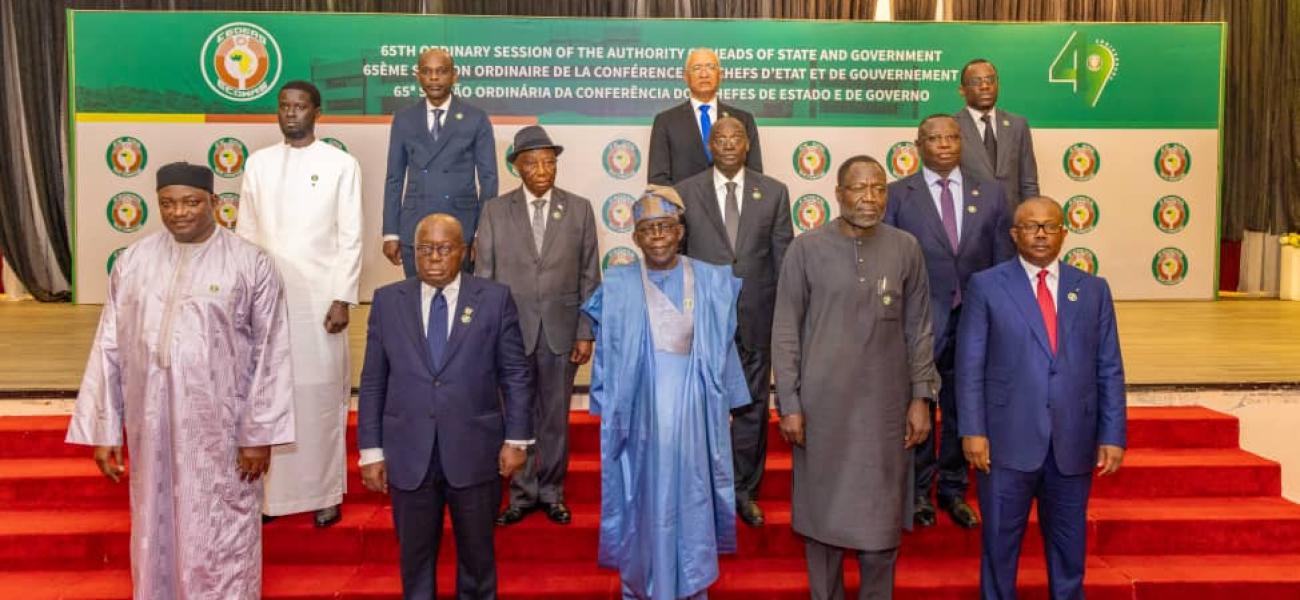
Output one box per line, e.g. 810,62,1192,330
436,275,482,375
956,110,996,175
424,96,462,164
694,172,732,254
540,189,567,259
909,174,954,255
998,261,1053,357
956,176,984,255
508,189,540,261
734,169,764,254
676,101,708,166
994,108,1013,179
399,279,436,375
1055,263,1083,355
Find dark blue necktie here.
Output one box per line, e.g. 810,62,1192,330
430,108,444,141
427,288,447,368
699,104,712,163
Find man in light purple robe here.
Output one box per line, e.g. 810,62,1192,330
66,161,296,600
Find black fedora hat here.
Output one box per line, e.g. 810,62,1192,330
506,125,564,163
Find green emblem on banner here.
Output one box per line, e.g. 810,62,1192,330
106,192,148,233
601,139,641,180
885,141,920,179
105,136,147,178
792,194,831,232
601,193,636,233
1062,195,1099,234
208,137,248,178
1154,142,1191,182
215,192,240,229
200,22,282,102
322,137,349,153
1153,195,1190,233
1152,247,1188,285
792,141,831,180
1063,247,1099,275
106,247,127,275
1062,142,1100,181
1048,31,1118,107
601,246,638,271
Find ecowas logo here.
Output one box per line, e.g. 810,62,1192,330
601,246,639,271
1152,247,1188,285
215,193,240,229
792,141,831,180
200,22,283,102
602,193,637,234
105,137,147,178
1063,247,1099,275
885,142,920,179
602,140,642,180
1154,143,1191,182
1061,195,1099,234
1049,31,1119,107
1153,195,1190,233
1062,143,1100,181
208,137,249,178
106,192,148,233
792,194,831,232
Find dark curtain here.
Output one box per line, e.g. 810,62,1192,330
951,0,1300,238
893,0,937,20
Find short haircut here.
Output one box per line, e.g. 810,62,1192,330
836,155,884,187
918,113,957,137
960,58,996,84
280,80,321,108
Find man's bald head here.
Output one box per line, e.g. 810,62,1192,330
416,49,457,105
1014,196,1065,224
418,48,454,68
413,214,465,287
709,116,749,177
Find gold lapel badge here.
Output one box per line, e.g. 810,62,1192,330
455,112,464,120
967,205,978,214
971,189,981,197
751,190,762,200
1002,119,1010,127
461,306,474,324
1067,291,1079,302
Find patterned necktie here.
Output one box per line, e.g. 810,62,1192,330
531,199,547,254
699,104,713,162
430,108,444,141
938,178,960,252
427,288,447,368
1037,269,1057,355
724,181,740,249
981,113,998,169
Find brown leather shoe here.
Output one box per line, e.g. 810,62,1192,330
738,500,765,527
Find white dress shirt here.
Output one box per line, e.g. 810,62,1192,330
712,168,745,224
690,96,719,138
358,273,531,467
381,97,456,244
922,166,965,239
967,105,998,139
1019,255,1060,308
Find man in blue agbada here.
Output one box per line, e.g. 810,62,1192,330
583,187,751,599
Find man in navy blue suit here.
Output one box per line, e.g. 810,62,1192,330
887,113,1014,530
956,197,1126,600
357,213,533,599
383,49,498,276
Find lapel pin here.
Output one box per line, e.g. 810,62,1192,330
967,205,978,214
310,174,319,187
751,190,762,200
882,295,893,306
971,189,981,197
1002,119,1010,127
684,298,694,311
552,211,562,220
461,306,474,324
455,112,464,120
722,111,731,118
209,284,220,293
1067,291,1078,302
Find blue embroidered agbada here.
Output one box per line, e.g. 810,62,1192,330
583,256,750,600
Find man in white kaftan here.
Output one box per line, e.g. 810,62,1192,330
238,81,363,525
67,161,296,600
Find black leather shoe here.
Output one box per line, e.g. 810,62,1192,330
314,505,342,528
496,504,535,526
737,500,765,527
939,497,980,529
914,497,937,527
543,502,572,524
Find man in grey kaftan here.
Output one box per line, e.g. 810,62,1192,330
772,156,939,600
66,162,296,600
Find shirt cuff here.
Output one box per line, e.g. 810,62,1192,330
505,439,535,447
358,447,385,466
383,234,400,242
912,382,937,401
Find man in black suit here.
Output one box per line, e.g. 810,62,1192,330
885,114,1015,531
674,116,792,526
648,48,763,185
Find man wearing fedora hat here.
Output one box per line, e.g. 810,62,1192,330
475,125,601,526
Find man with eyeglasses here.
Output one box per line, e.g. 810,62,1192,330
954,58,1039,207
886,113,1013,531
773,156,938,599
382,48,498,276
358,213,533,599
956,197,1126,600
648,48,763,185
583,189,751,599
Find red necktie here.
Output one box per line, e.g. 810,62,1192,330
1037,269,1057,354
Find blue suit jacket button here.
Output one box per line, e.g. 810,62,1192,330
421,169,428,173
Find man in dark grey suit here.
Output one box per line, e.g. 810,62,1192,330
674,116,792,526
648,48,763,185
474,126,600,527
954,58,1039,208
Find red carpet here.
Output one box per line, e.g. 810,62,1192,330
1,406,1299,598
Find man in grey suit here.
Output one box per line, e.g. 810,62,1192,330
674,116,792,527
474,125,600,526
955,58,1039,208
648,48,763,185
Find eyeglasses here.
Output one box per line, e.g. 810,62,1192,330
1013,223,1064,234
414,243,463,257
964,75,998,86
634,221,681,236
689,63,720,74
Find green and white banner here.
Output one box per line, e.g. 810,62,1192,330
70,11,1224,302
